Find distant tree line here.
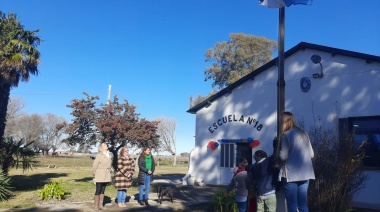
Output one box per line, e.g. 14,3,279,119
5,97,68,155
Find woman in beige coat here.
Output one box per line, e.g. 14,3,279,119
92,142,113,211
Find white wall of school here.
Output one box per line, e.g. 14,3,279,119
189,63,279,185
283,49,380,129
186,48,380,208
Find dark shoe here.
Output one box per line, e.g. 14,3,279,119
144,199,150,206
138,200,144,206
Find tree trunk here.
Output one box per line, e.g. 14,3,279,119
0,81,11,150
109,146,118,170
0,81,11,145
173,154,177,166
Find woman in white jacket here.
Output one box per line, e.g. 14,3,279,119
279,112,315,212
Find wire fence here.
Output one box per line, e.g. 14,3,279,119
35,154,189,168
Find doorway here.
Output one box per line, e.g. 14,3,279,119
235,143,252,166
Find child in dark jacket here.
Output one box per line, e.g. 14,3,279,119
226,158,250,212
251,150,277,212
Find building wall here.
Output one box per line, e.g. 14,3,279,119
186,47,380,209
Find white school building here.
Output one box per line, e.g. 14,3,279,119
184,42,380,210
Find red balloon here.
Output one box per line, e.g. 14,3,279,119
249,140,260,148
208,141,217,150
211,142,217,150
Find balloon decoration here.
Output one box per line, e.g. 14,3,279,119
249,139,260,148
221,139,256,143
221,139,228,143
207,141,219,151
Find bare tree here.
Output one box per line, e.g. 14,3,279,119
4,96,26,138
17,114,45,153
41,113,67,154
5,112,68,156
154,117,177,166
308,126,367,211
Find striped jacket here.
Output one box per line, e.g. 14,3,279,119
114,156,135,190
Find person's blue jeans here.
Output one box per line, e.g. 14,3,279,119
117,190,126,203
139,174,151,200
282,179,309,212
236,201,247,212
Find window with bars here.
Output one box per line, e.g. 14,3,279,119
220,143,235,168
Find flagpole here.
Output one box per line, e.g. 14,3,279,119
276,7,285,158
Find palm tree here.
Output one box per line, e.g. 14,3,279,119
0,12,41,146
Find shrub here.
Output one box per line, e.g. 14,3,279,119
210,190,237,212
0,170,12,201
0,137,37,175
308,126,367,212
37,180,70,202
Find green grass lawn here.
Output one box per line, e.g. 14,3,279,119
0,156,188,209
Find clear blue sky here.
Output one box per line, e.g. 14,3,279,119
1,0,379,155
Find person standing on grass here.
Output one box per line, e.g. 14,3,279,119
92,142,114,211
137,147,155,206
279,111,315,212
226,158,250,212
115,146,135,208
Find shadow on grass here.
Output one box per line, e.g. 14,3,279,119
5,208,82,212
73,177,93,182
153,173,185,179
10,173,68,191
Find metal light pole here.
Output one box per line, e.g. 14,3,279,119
276,7,286,157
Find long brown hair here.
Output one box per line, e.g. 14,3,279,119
118,147,128,158
140,147,150,158
282,111,297,132
282,111,308,139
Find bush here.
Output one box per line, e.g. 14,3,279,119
0,170,12,201
37,180,70,202
308,126,367,212
0,137,37,175
210,190,237,212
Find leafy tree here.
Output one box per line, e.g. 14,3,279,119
204,33,277,90
154,117,177,166
65,93,160,168
189,89,218,108
65,93,99,150
0,12,41,146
